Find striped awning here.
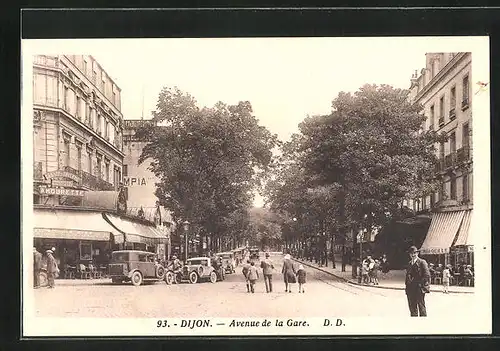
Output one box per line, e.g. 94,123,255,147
420,211,466,254
33,209,121,242
103,213,167,246
453,210,473,246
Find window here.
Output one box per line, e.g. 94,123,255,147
462,75,470,106
450,86,456,110
440,181,446,201
76,95,81,119
63,137,70,167
123,164,128,177
462,123,470,148
429,105,435,130
440,141,445,159
439,96,444,119
83,59,88,74
104,120,109,139
97,113,101,134
430,192,435,208
463,173,469,203
102,75,106,94
80,242,92,260
449,131,456,153
87,151,92,174
64,87,69,110
105,161,110,182
138,254,148,262
96,155,102,178
76,142,82,172
450,176,457,200
112,91,117,106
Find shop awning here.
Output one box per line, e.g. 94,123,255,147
420,210,466,254
103,213,167,246
33,209,122,242
453,210,473,247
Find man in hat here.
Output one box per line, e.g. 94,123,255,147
405,246,431,317
46,249,59,289
260,252,275,293
33,247,42,288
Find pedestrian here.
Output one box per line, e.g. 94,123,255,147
46,249,59,289
405,246,431,317
297,264,307,293
371,259,380,285
247,261,259,293
282,253,297,293
242,259,251,293
260,252,274,293
442,264,451,294
33,247,42,288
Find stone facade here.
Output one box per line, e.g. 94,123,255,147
33,55,125,202
407,52,473,213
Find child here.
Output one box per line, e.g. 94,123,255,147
297,264,307,293
247,261,259,293
442,264,451,294
371,259,380,285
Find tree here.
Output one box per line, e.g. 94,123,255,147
137,87,279,252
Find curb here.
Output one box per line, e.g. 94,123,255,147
292,258,474,295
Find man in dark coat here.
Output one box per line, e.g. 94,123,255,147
260,252,275,293
33,247,42,288
405,246,431,317
46,249,58,289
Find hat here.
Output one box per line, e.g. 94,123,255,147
284,254,291,260
51,247,56,252
407,246,419,253
46,249,53,254
265,252,270,257
298,264,304,270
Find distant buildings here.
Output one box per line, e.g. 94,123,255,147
407,52,473,266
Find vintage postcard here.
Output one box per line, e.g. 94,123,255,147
21,37,491,337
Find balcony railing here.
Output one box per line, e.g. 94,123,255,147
462,98,470,110
63,166,114,191
34,162,43,180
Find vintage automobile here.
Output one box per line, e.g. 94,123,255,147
180,257,224,284
218,251,236,274
249,247,260,260
108,250,166,286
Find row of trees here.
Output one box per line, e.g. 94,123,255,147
264,84,446,275
137,87,280,253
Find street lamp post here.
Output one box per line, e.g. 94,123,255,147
182,220,190,262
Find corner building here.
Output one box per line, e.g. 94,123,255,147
408,52,473,267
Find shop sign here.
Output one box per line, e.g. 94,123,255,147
40,187,85,197
123,177,147,186
44,170,81,182
51,179,75,187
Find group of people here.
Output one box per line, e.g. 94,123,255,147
359,254,390,285
33,247,59,289
241,253,307,294
429,262,474,288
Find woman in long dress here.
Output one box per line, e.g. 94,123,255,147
281,254,297,293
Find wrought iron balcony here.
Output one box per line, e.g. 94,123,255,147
456,147,471,164
449,108,456,120
444,153,456,169
438,116,445,127
63,166,115,191
462,99,469,110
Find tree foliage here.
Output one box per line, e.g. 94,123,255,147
137,87,279,245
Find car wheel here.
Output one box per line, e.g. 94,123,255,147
111,278,121,284
131,271,143,286
189,271,198,284
209,271,217,283
165,271,174,285
156,265,166,280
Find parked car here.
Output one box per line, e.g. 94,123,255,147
108,250,166,286
218,251,236,273
249,247,260,260
180,257,222,284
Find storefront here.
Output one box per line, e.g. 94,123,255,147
102,213,168,260
420,209,473,266
33,207,123,269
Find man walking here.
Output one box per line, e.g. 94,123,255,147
242,259,251,293
33,247,42,288
260,252,275,293
405,246,431,317
46,249,59,289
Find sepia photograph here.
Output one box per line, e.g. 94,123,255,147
21,37,491,336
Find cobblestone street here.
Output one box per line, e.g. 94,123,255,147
33,254,476,318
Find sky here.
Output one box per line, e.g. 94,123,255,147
25,37,489,207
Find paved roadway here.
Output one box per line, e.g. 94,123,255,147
33,253,475,318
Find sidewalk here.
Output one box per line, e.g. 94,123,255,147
292,257,474,294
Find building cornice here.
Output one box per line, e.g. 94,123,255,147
414,53,470,102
